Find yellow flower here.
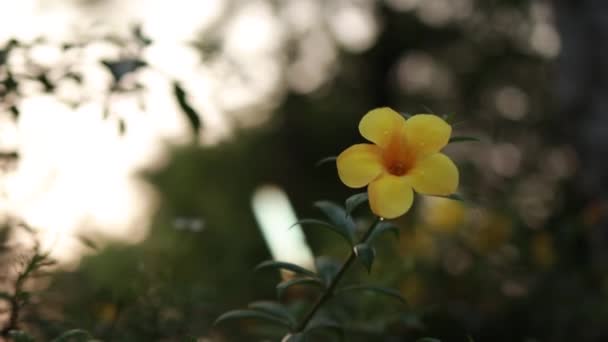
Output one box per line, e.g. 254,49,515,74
421,196,466,233
337,107,459,219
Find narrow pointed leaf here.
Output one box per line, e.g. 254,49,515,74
296,220,354,245
313,201,356,244
443,113,456,123
446,193,465,201
344,192,368,217
8,331,35,342
255,260,318,278
429,193,465,202
421,105,436,114
449,136,480,144
315,257,341,286
353,244,376,273
277,277,325,299
77,235,99,251
336,285,407,305
315,156,337,167
51,329,94,342
248,301,295,327
214,309,292,328
282,333,306,342
173,81,202,134
306,318,344,341
367,221,400,244
289,219,335,231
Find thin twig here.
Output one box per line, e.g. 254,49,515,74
295,217,382,332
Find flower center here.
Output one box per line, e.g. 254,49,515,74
382,131,416,177
387,161,409,176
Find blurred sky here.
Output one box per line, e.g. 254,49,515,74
0,0,382,264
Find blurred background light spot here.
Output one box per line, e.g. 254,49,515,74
529,2,560,59
513,175,555,228
224,1,283,56
416,0,472,27
543,146,577,180
287,31,337,94
251,185,316,271
530,22,561,59
397,52,452,97
442,246,472,275
490,143,522,177
494,86,529,120
384,0,420,12
327,3,378,53
140,0,226,41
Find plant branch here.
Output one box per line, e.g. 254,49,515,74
295,217,382,332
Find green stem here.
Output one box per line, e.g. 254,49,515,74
295,217,382,332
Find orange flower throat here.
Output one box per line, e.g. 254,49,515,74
382,134,415,176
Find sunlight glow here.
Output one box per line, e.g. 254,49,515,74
0,0,379,264
251,185,316,271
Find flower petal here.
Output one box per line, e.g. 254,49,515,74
359,107,407,148
368,174,414,219
408,153,459,195
403,114,451,157
337,144,384,188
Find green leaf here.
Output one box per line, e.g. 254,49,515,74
77,235,99,251
214,309,293,329
255,260,318,278
8,331,35,342
0,291,11,301
416,338,441,342
289,219,335,230
449,136,480,144
313,201,356,244
420,105,436,114
315,156,337,167
294,218,355,246
428,193,465,202
276,277,324,299
353,244,376,273
305,318,344,341
344,192,368,217
315,257,341,286
101,59,146,83
173,81,202,134
446,193,465,201
367,221,400,244
443,113,456,123
248,301,295,327
51,329,94,342
282,333,306,342
335,285,407,305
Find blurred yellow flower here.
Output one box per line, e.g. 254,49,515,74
531,232,555,268
98,303,118,323
337,107,459,219
467,211,512,254
400,226,438,262
422,196,467,233
399,274,428,307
